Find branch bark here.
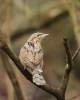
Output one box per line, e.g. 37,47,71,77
0,30,79,100
59,38,73,100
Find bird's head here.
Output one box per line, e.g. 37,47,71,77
27,32,49,44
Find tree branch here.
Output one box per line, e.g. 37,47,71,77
72,47,80,60
59,38,73,99
0,30,80,100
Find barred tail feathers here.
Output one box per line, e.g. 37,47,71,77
33,72,46,85
32,66,46,85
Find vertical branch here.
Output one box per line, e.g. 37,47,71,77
59,38,73,98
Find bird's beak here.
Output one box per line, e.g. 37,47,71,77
41,34,49,38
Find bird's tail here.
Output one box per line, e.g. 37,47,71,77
32,66,46,85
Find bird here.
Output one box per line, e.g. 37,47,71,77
19,32,49,85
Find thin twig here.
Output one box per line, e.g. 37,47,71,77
72,47,80,60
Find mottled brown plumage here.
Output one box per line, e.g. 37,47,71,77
19,32,48,85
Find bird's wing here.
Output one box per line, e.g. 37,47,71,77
27,48,43,67
19,44,43,69
33,48,43,66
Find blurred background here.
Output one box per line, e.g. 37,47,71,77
0,0,80,100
